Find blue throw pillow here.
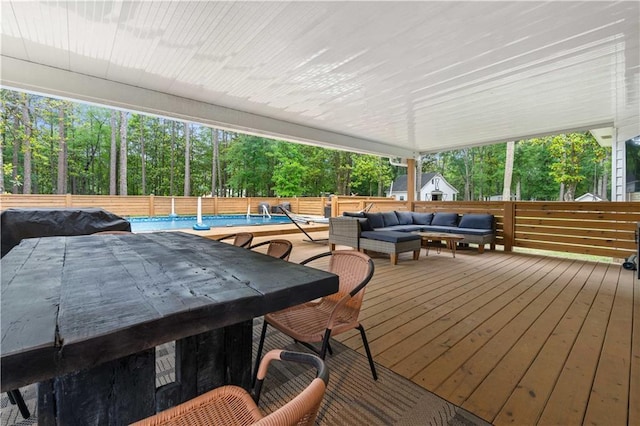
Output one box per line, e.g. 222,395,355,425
431,212,459,227
458,214,494,229
356,217,373,231
364,212,385,229
412,212,433,225
343,211,365,218
381,211,400,227
395,211,414,225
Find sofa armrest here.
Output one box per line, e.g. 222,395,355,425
329,217,361,249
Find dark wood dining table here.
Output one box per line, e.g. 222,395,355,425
1,231,338,425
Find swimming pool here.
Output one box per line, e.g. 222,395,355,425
127,215,291,232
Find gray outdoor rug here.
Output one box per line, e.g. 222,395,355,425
1,319,490,425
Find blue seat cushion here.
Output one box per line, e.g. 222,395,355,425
395,211,414,225
412,212,433,225
458,214,494,229
361,230,421,243
364,212,385,229
431,212,459,227
419,225,493,236
377,225,423,232
419,225,462,234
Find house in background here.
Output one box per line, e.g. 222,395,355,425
575,192,604,201
388,173,459,201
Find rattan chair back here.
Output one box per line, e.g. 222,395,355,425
250,239,293,261
132,350,328,426
216,232,254,248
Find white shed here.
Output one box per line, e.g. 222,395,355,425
388,173,459,201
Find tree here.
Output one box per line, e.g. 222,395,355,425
119,111,128,195
21,93,32,194
535,132,606,201
170,121,176,196
110,111,117,195
140,115,146,195
226,135,274,196
271,141,306,196
351,154,393,196
211,128,220,196
56,102,68,194
184,123,190,196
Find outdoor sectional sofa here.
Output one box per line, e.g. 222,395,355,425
329,210,496,264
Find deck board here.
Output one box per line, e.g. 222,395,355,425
580,265,631,426
630,270,640,426
228,230,638,425
536,262,617,425
491,261,607,425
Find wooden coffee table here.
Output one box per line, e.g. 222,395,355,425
415,232,465,258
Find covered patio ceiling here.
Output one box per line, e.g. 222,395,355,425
1,1,638,158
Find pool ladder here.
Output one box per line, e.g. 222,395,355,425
247,205,271,219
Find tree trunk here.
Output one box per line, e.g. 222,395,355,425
184,123,191,196
211,128,218,196
502,141,515,201
415,158,423,200
602,151,609,200
0,106,4,192
57,103,68,194
564,183,576,201
170,121,175,196
377,157,384,197
463,149,472,200
21,94,32,194
559,182,565,201
12,117,19,193
110,111,117,195
119,111,128,195
140,115,146,195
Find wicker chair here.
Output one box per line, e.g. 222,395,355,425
249,240,293,261
132,349,328,426
216,232,254,248
254,250,378,382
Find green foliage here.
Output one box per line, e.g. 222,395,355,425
270,142,307,196
0,89,613,200
530,132,607,200
350,155,393,196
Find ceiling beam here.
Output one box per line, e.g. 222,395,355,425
1,56,417,159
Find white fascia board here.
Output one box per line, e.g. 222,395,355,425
1,57,416,159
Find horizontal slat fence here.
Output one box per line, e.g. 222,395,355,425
513,201,639,258
0,195,326,217
2,195,638,258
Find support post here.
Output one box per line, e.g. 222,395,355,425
406,159,416,204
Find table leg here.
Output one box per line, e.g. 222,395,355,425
155,320,253,412
37,321,254,425
38,348,156,425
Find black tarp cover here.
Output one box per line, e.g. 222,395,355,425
1,207,131,258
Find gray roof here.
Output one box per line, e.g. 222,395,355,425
390,173,438,192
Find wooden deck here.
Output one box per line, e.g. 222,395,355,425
244,229,639,426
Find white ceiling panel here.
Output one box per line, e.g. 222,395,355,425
1,1,638,157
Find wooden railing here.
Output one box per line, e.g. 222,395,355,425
413,201,640,259
2,194,638,258
0,194,329,217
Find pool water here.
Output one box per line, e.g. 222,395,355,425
128,215,291,232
